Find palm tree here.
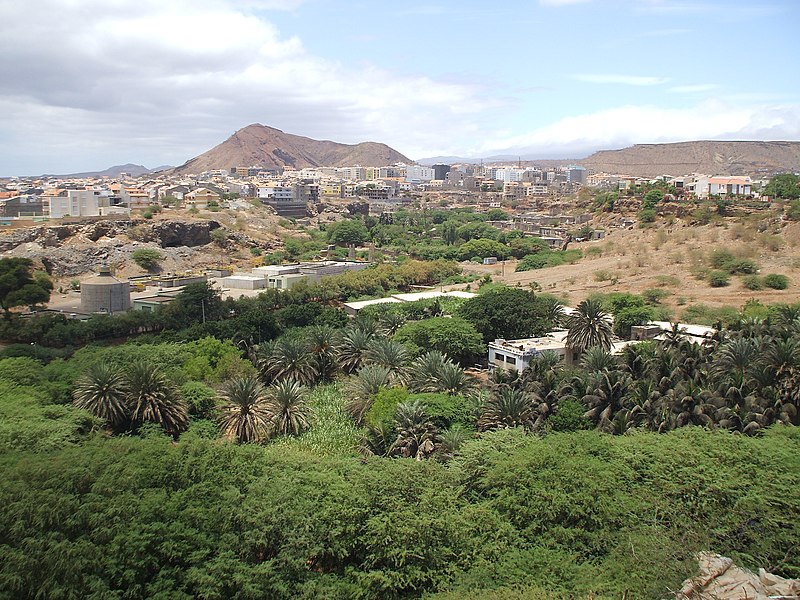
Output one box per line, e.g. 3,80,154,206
620,341,656,380
389,401,440,460
336,327,374,374
579,346,617,373
408,351,475,395
582,370,632,432
565,298,613,355
436,425,471,460
408,350,450,392
667,380,716,428
540,295,565,328
259,336,319,385
218,375,272,443
306,325,339,383
430,361,476,395
478,387,536,431
126,361,188,437
264,379,311,437
710,337,758,392
345,364,393,423
72,362,129,430
363,337,410,381
379,311,407,336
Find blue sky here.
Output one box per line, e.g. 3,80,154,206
1,0,798,174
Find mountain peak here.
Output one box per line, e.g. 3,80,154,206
172,125,410,174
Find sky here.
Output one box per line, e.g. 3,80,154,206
1,0,799,175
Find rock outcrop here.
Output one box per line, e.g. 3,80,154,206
677,553,799,600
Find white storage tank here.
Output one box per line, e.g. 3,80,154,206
80,266,132,314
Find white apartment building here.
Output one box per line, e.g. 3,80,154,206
494,168,526,183
405,165,434,182
46,189,104,218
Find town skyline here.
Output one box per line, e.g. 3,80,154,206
2,0,799,175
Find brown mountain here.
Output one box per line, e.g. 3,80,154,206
172,124,411,174
579,140,800,178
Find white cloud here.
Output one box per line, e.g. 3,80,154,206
478,100,800,157
0,0,498,173
572,74,670,86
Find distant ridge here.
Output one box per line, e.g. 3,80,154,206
578,140,800,178
172,124,412,174
42,163,160,178
418,141,800,177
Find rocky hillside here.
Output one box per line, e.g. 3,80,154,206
0,218,281,278
580,140,800,178
172,124,412,174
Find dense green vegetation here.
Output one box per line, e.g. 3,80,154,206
1,239,799,598
1,384,797,599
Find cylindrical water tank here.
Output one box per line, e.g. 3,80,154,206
80,266,131,314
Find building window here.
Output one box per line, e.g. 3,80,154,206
506,355,516,365
495,353,505,363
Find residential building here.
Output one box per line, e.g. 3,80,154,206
185,187,221,209
689,175,752,198
488,335,570,371
45,189,103,218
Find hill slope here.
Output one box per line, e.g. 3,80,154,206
579,140,800,177
173,124,411,174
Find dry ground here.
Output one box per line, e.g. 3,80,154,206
461,218,800,314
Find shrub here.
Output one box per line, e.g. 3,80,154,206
708,271,730,287
131,248,163,271
593,270,612,282
547,399,592,432
614,306,654,339
742,275,764,291
638,208,657,223
709,249,735,270
763,274,789,290
642,288,669,304
787,200,800,221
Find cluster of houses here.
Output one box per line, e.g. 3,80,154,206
0,158,771,226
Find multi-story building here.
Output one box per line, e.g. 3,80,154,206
405,165,434,182
45,189,103,218
257,182,318,216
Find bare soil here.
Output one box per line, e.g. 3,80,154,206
460,219,800,313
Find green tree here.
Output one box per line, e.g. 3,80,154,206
0,257,53,317
131,248,163,271
642,189,663,209
457,238,509,261
440,221,459,245
394,317,484,366
328,219,369,246
764,173,800,199
459,287,554,342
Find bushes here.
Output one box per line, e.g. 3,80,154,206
742,275,764,290
708,270,731,287
763,274,790,290
638,208,657,223
131,248,163,271
515,249,581,272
